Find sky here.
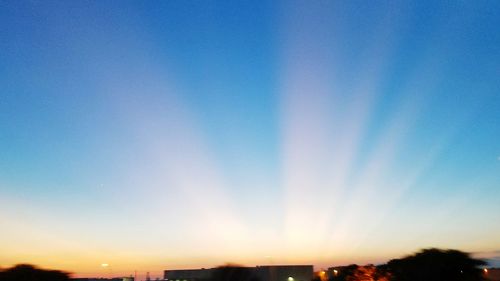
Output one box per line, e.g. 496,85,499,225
1,0,500,278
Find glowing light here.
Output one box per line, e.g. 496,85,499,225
101,263,109,267
484,269,488,274
333,270,338,276
288,277,294,281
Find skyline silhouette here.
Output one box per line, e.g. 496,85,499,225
0,248,495,281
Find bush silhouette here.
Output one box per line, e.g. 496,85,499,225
0,264,70,281
386,248,486,281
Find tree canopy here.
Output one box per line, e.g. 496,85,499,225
386,248,486,281
329,248,486,281
0,264,70,281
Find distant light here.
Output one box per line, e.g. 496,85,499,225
484,269,488,274
320,271,325,275
288,277,294,281
101,263,109,267
333,270,338,276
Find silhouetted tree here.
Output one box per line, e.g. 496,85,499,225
374,264,391,281
329,265,358,281
386,248,486,281
0,264,70,281
350,265,390,281
329,265,389,281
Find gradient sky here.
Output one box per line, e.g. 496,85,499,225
1,0,500,278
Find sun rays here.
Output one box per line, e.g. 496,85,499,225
1,0,499,277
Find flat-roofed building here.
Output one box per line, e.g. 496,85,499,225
164,269,213,281
164,265,313,281
72,278,134,281
255,266,313,281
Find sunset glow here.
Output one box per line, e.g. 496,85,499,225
1,0,499,279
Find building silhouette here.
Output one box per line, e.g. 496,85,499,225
164,265,313,281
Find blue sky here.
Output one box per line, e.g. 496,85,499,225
1,0,500,276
